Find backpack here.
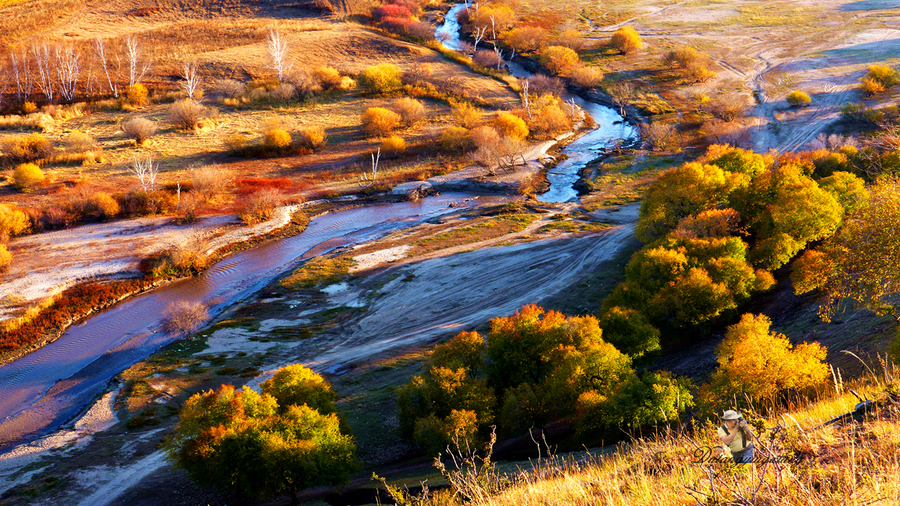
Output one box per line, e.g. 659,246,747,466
721,424,747,449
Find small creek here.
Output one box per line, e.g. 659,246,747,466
436,4,638,203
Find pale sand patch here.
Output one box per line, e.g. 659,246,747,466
258,318,311,333
0,388,120,495
200,327,280,355
350,245,412,273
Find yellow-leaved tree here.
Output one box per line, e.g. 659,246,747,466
703,313,828,409
165,364,356,504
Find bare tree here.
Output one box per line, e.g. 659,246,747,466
124,36,152,87
32,40,54,102
493,46,504,69
473,25,488,53
9,47,33,102
94,36,122,98
607,81,634,117
54,44,81,101
267,29,293,83
0,69,9,110
521,79,532,120
180,60,202,100
131,153,159,192
163,300,209,338
359,148,381,188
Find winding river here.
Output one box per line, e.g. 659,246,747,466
0,7,637,452
436,4,638,203
0,194,501,449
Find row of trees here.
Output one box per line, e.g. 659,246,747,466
1,36,151,108
600,145,864,352
397,304,694,455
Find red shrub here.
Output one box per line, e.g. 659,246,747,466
373,4,413,21
0,279,149,352
234,177,294,195
379,16,413,35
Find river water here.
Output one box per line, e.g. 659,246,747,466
0,194,501,449
435,5,637,203
0,7,638,452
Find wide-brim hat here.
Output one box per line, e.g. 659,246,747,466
721,410,741,420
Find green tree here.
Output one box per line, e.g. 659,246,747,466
636,162,749,242
597,306,661,359
575,371,693,438
166,366,355,504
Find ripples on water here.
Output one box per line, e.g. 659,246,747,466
0,194,492,449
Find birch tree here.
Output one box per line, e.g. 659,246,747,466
9,47,33,102
94,36,122,97
124,36,152,87
32,40,54,102
131,153,158,192
180,60,202,100
54,44,81,101
267,29,293,83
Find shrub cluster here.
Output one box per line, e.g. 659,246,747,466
600,145,856,353
397,305,694,454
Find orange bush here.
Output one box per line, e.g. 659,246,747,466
361,107,401,137
9,163,45,192
390,97,426,126
494,112,529,140
297,126,327,150
263,128,292,151
539,46,580,76
610,26,642,54
381,135,407,155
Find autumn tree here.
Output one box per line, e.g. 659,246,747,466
792,175,900,322
539,46,579,76
703,313,828,408
741,163,844,269
502,26,549,53
396,344,496,455
635,161,749,242
166,365,355,504
610,26,642,54
398,305,692,449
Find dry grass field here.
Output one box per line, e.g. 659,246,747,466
0,0,522,213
